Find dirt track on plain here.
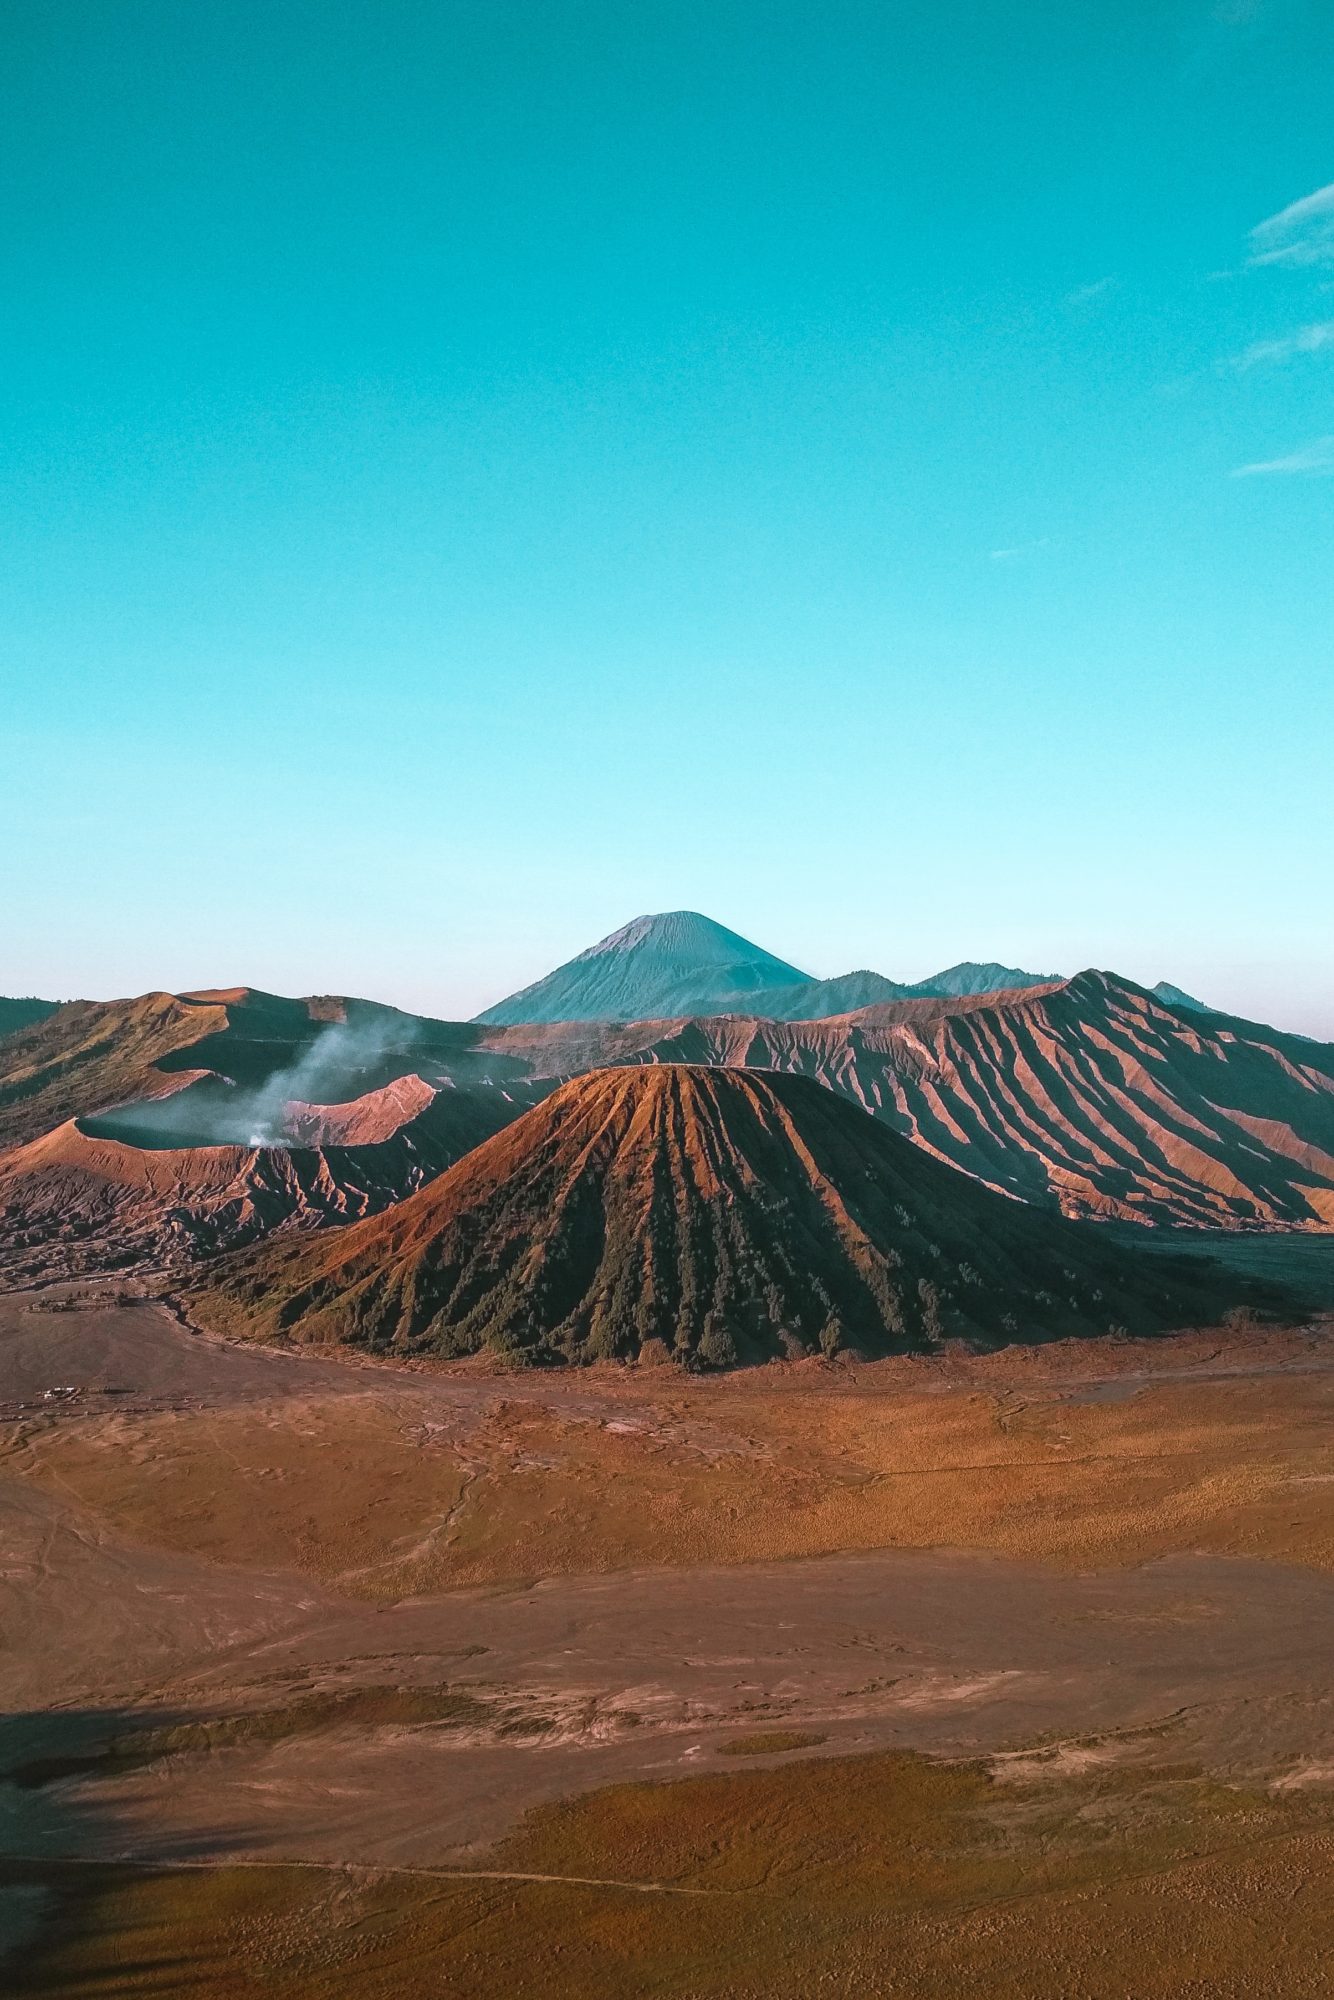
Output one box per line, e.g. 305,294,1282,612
7,1287,1334,1881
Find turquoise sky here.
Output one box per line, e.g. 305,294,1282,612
3,2,1332,1033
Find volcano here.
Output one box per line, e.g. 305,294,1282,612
0,1075,552,1284
190,1065,1280,1367
8,972,1334,1242
474,912,1054,1026
474,911,813,1025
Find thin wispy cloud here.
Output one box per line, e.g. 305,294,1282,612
1227,319,1334,369
989,538,1052,561
1064,277,1116,308
1248,181,1334,268
1231,434,1334,477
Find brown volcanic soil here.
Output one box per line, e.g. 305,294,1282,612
189,1065,1285,1367
9,1291,1334,1995
8,1294,1334,1999
11,1763,1334,2000
9,1287,1334,1620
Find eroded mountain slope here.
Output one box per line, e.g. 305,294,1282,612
190,1065,1281,1365
597,974,1334,1229
5,974,1332,1248
0,1076,550,1282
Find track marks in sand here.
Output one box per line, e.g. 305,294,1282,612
1,1394,472,1593
10,1354,1334,1592
15,1750,1334,1998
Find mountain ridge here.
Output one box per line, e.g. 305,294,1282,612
474,912,1056,1025
5,969,1331,1240
0,997,59,1040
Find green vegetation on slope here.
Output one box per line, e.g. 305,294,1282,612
190,1065,1288,1368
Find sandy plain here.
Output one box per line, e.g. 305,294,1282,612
6,1277,1334,1994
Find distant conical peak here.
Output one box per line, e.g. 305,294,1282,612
1152,979,1208,1012
475,910,1061,1028
576,911,807,971
473,911,811,1027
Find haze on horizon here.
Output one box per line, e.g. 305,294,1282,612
3,3,1332,1037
